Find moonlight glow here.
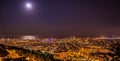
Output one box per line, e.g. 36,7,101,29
26,2,32,9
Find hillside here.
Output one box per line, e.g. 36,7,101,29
0,44,60,61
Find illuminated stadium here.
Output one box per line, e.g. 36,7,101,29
21,35,37,40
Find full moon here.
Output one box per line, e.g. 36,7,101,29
26,2,32,9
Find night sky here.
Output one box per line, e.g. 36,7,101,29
0,0,120,38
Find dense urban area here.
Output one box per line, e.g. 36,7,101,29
0,36,120,61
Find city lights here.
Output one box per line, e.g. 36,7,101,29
21,35,37,40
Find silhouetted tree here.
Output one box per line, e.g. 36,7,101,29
0,48,9,57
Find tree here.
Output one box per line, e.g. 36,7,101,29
0,48,9,57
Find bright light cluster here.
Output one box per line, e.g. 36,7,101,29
22,35,36,40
